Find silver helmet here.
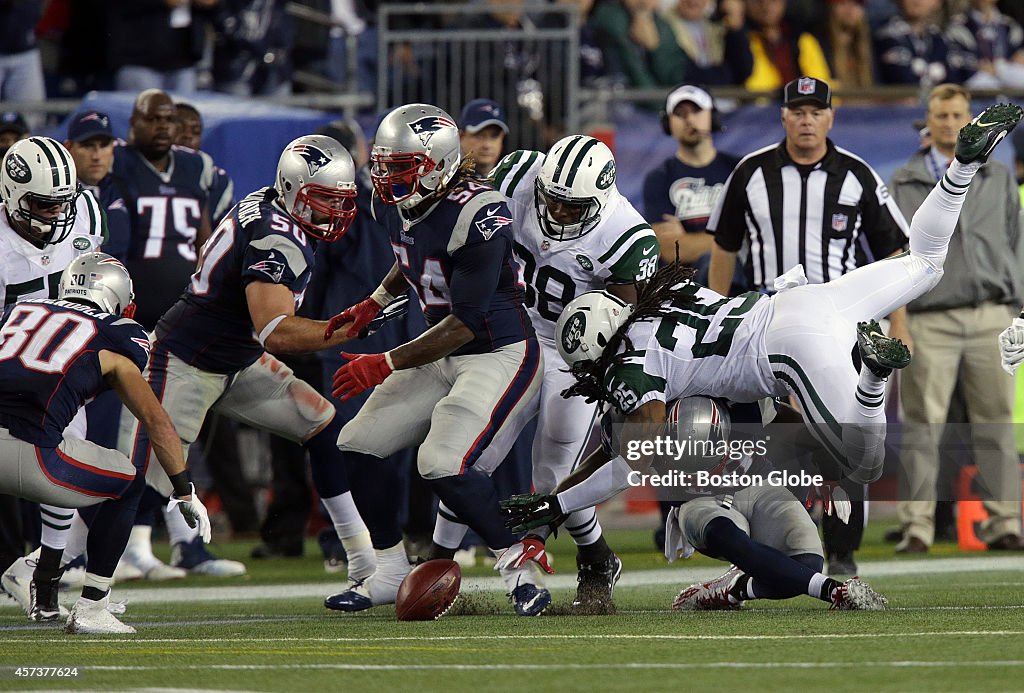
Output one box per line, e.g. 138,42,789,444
535,135,616,241
555,290,634,368
59,251,136,317
1,137,80,246
274,134,357,242
371,103,461,209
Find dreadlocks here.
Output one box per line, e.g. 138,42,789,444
561,260,698,406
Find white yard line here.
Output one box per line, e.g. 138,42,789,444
9,661,1023,671
16,555,1017,607
5,630,1024,644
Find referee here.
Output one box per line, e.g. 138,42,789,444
707,77,910,576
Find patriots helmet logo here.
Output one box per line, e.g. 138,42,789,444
476,207,513,240
407,115,457,147
290,143,331,177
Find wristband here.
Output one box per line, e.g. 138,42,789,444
370,285,396,307
169,471,191,498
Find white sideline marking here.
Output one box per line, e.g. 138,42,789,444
6,630,1024,644
17,555,1019,607
31,661,1024,671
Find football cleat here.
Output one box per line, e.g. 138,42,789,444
508,581,552,617
65,595,135,634
28,576,65,622
572,553,622,614
1,556,34,615
955,103,1024,164
672,565,745,611
324,568,407,612
830,577,887,611
857,320,910,379
171,538,246,577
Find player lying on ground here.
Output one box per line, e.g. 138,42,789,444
647,397,885,611
501,103,1023,547
0,253,209,633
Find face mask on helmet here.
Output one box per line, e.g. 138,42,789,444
555,290,635,368
1,137,79,246
535,135,616,242
58,251,137,318
370,104,461,210
275,135,358,242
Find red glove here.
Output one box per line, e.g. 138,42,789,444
324,297,383,340
332,352,393,400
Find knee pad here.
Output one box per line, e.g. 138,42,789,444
416,443,460,480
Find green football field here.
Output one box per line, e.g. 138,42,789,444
2,524,1023,693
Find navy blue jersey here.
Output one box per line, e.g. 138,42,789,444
642,152,739,235
0,299,149,448
372,176,533,355
112,144,217,331
156,187,318,374
89,176,131,263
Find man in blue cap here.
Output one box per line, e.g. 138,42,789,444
459,98,509,176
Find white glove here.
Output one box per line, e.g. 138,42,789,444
831,486,852,525
493,537,554,574
998,317,1024,375
166,483,212,543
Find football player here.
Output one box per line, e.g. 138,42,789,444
610,396,886,611
0,252,210,633
0,136,110,619
323,103,548,616
114,134,391,604
112,89,238,579
432,135,659,613
502,104,1023,551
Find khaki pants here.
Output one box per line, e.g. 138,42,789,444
898,303,1022,545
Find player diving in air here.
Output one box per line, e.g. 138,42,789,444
502,104,1024,594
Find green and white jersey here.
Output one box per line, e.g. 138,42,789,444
492,149,659,342
0,189,107,306
603,282,777,415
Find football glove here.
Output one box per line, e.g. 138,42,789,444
359,295,410,338
805,481,851,525
325,296,384,341
166,483,212,543
500,493,565,533
494,536,555,574
998,317,1024,375
331,351,393,400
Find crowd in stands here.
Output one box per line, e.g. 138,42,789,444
1,0,1023,108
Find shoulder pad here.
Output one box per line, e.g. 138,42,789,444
491,150,543,198
448,191,510,254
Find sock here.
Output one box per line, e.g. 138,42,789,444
345,451,403,549
432,502,470,550
81,572,111,602
61,512,90,566
86,477,146,578
732,575,756,601
813,574,843,602
909,159,975,265
367,543,410,604
39,505,73,550
164,501,198,546
566,507,604,548
33,545,63,583
321,492,375,581
703,517,818,600
427,468,517,550
855,367,886,419
575,532,612,565
430,543,457,560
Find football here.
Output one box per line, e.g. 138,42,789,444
395,559,461,621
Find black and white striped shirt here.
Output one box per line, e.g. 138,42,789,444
708,139,909,292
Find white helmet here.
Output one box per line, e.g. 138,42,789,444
274,134,357,242
59,251,136,317
371,103,461,209
1,137,79,246
535,135,616,241
555,290,634,367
